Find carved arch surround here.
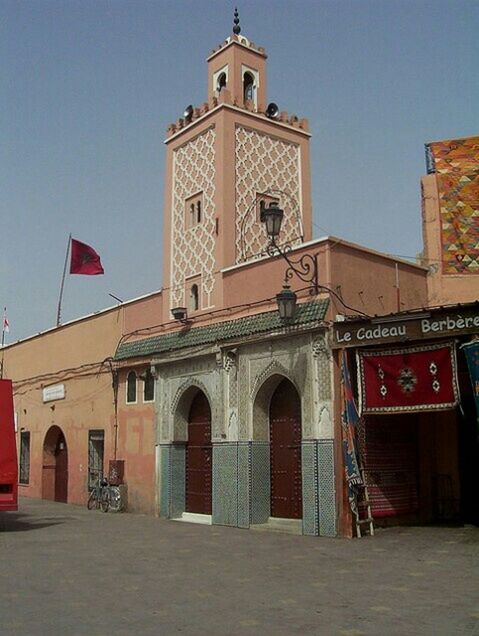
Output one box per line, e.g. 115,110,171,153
250,366,302,442
170,378,213,442
250,359,297,401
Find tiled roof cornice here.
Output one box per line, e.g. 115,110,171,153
114,300,329,361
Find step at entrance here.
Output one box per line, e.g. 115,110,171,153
251,517,303,535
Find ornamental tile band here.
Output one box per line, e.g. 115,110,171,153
115,299,329,360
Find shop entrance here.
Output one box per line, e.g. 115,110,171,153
42,426,68,503
361,415,419,521
185,391,212,515
361,349,478,526
269,379,302,519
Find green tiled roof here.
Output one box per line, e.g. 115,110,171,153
115,299,329,361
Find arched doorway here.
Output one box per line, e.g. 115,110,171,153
270,378,302,519
42,426,68,503
185,391,212,514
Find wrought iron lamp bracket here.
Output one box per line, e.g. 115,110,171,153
269,240,319,296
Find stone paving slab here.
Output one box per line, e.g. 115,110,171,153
1,498,478,635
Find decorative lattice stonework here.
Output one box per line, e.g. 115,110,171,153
171,128,216,308
235,126,303,262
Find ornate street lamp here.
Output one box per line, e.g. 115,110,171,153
260,201,284,239
260,201,319,320
276,283,297,321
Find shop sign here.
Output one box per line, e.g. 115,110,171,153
333,306,479,348
42,383,65,403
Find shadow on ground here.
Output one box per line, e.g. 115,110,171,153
0,511,69,532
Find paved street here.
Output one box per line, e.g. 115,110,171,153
1,498,478,636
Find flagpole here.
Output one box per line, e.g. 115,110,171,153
1,307,5,348
56,234,72,326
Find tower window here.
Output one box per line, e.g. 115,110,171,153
243,72,255,102
190,284,199,311
213,65,228,96
185,192,204,228
217,72,227,92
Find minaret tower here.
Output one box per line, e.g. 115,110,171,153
162,11,312,321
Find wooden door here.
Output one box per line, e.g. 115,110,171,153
186,392,212,514
270,379,302,519
54,433,68,503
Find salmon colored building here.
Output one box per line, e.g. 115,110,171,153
7,17,476,538
4,293,164,514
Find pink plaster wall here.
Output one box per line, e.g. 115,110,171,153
327,239,428,317
222,237,428,320
4,308,157,514
123,291,163,335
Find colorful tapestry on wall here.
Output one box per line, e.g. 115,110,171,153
341,352,363,515
427,136,479,275
362,416,419,518
462,340,479,433
357,342,459,414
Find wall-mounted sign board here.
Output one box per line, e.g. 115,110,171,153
42,384,65,403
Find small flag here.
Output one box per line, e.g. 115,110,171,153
70,238,104,275
3,313,9,333
1,308,9,348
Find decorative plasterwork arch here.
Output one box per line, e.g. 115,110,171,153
171,378,213,442
250,359,295,401
251,367,301,442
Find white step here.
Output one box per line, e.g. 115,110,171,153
251,517,303,535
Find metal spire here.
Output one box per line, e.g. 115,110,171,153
233,7,241,35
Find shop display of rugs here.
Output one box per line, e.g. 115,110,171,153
357,342,459,414
427,136,479,276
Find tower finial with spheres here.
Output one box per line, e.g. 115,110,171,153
233,7,241,35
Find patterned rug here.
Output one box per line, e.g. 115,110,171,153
427,136,479,275
357,342,459,415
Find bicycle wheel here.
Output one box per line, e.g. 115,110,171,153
108,486,122,512
87,490,98,510
100,488,110,513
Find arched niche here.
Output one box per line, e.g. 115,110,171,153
251,372,302,441
171,381,213,442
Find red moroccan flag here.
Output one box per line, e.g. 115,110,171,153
357,343,459,414
70,239,104,275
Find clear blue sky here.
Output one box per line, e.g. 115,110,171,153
2,0,478,342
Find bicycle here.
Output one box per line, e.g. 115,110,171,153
87,473,122,513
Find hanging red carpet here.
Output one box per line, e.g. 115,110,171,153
357,342,459,414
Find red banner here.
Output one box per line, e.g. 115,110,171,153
357,343,459,414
